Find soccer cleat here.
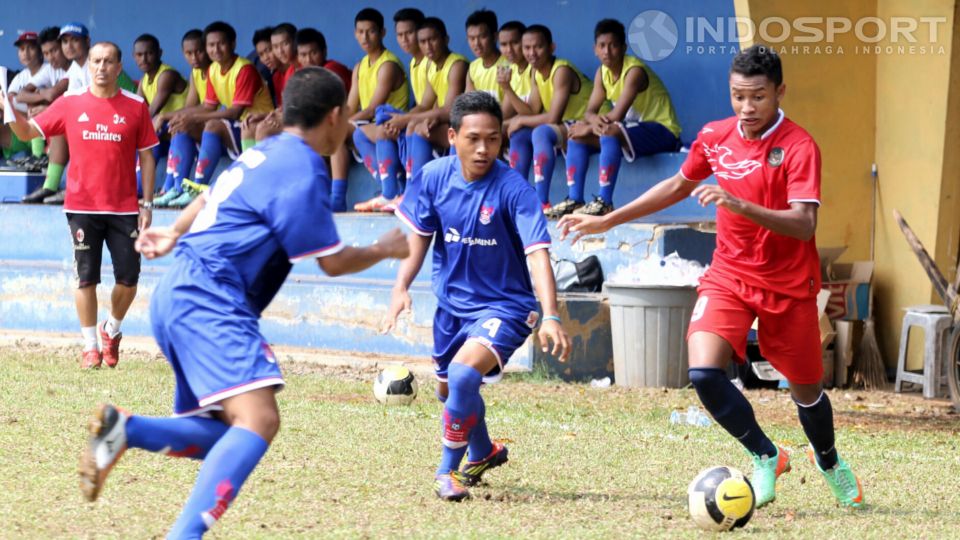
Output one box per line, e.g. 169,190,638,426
808,449,864,508
81,349,102,369
98,321,122,368
168,188,198,209
153,188,183,208
573,196,614,217
43,190,66,205
434,473,471,502
750,445,791,508
21,186,56,204
458,442,509,486
544,197,584,219
79,404,128,502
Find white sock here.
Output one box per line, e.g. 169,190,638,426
105,315,122,338
81,326,98,351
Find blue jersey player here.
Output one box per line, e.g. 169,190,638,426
385,91,570,501
77,68,409,538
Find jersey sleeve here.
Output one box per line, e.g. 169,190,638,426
509,180,552,254
264,158,344,262
136,101,160,150
395,169,439,236
784,138,822,205
232,65,262,108
680,126,715,182
30,95,68,139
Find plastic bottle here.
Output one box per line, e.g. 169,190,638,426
670,406,712,427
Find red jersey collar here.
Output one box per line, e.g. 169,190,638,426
737,108,785,141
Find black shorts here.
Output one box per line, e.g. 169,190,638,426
66,213,141,288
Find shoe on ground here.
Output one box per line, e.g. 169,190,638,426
168,189,198,209
808,448,864,508
751,445,791,508
153,188,182,208
458,442,509,486
43,190,66,205
544,197,584,220
354,194,392,212
79,404,128,502
22,187,56,204
98,321,122,368
573,196,614,217
434,473,471,502
81,349,102,369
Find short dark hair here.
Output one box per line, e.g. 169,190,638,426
393,8,425,27
731,44,783,86
420,17,448,39
182,29,203,45
594,19,625,45
252,26,273,47
355,8,385,31
271,23,297,40
450,91,502,131
523,24,552,45
134,33,160,52
296,28,326,53
498,21,525,36
204,21,237,45
465,9,498,36
91,41,122,62
39,27,61,46
282,67,345,128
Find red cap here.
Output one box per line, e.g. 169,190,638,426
14,32,38,46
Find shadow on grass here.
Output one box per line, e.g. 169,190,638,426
473,482,677,505
836,409,960,433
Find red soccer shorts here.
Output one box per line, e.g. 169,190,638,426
687,272,823,384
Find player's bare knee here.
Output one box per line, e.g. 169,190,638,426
203,119,223,133
789,382,823,406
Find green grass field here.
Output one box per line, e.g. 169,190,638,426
1,345,959,539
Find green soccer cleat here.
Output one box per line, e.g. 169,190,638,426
812,452,864,508
750,445,791,508
168,188,198,208
153,188,183,208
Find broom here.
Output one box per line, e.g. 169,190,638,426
851,164,887,390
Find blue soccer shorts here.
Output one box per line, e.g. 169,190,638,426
432,306,537,384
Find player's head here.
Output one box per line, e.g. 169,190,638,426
181,29,208,69
282,67,349,155
355,8,386,54
449,91,503,180
296,28,327,68
59,22,90,62
465,9,498,60
593,19,626,67
394,8,424,56
14,32,42,70
204,21,237,64
39,27,69,70
522,24,554,69
418,17,449,63
252,26,277,71
133,33,162,74
498,21,525,66
271,23,297,68
88,41,122,89
729,44,785,136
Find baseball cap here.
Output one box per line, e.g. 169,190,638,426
14,32,39,46
59,23,89,39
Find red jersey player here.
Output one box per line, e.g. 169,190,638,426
559,45,863,510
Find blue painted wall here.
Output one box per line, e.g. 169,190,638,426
2,0,737,143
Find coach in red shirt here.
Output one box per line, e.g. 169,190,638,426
5,41,159,369
558,45,863,510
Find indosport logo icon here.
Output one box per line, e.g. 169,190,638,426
628,10,679,62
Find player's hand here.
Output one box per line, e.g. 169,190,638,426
506,117,525,137
135,226,179,259
691,184,744,213
377,227,411,260
593,121,620,138
381,286,413,334
557,213,610,243
538,318,571,362
138,207,152,231
566,121,592,139
152,115,166,133
496,65,512,87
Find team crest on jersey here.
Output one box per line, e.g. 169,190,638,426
767,147,784,167
479,205,495,225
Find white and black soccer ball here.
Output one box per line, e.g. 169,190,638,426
373,365,418,405
687,466,755,532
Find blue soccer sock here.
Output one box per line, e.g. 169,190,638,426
330,179,347,212
508,127,533,179
438,363,484,476
136,133,168,197
194,131,224,185
126,415,230,459
795,391,839,469
532,125,559,205
168,427,269,538
564,139,595,203
352,128,378,180
165,132,198,194
597,135,623,204
376,138,401,199
689,368,777,458
466,398,492,463
409,134,434,178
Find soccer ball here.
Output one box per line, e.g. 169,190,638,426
373,365,418,405
687,466,755,532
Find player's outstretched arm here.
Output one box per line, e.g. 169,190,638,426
691,184,818,240
381,233,431,334
527,249,571,362
558,171,696,243
317,228,410,278
135,193,208,259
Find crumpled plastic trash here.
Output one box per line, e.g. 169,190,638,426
608,252,707,286
590,376,611,388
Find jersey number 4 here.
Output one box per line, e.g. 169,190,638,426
481,318,502,338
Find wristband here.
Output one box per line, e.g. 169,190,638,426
141,201,154,210
542,315,561,324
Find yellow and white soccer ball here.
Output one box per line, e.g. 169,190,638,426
373,365,418,405
687,466,755,532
